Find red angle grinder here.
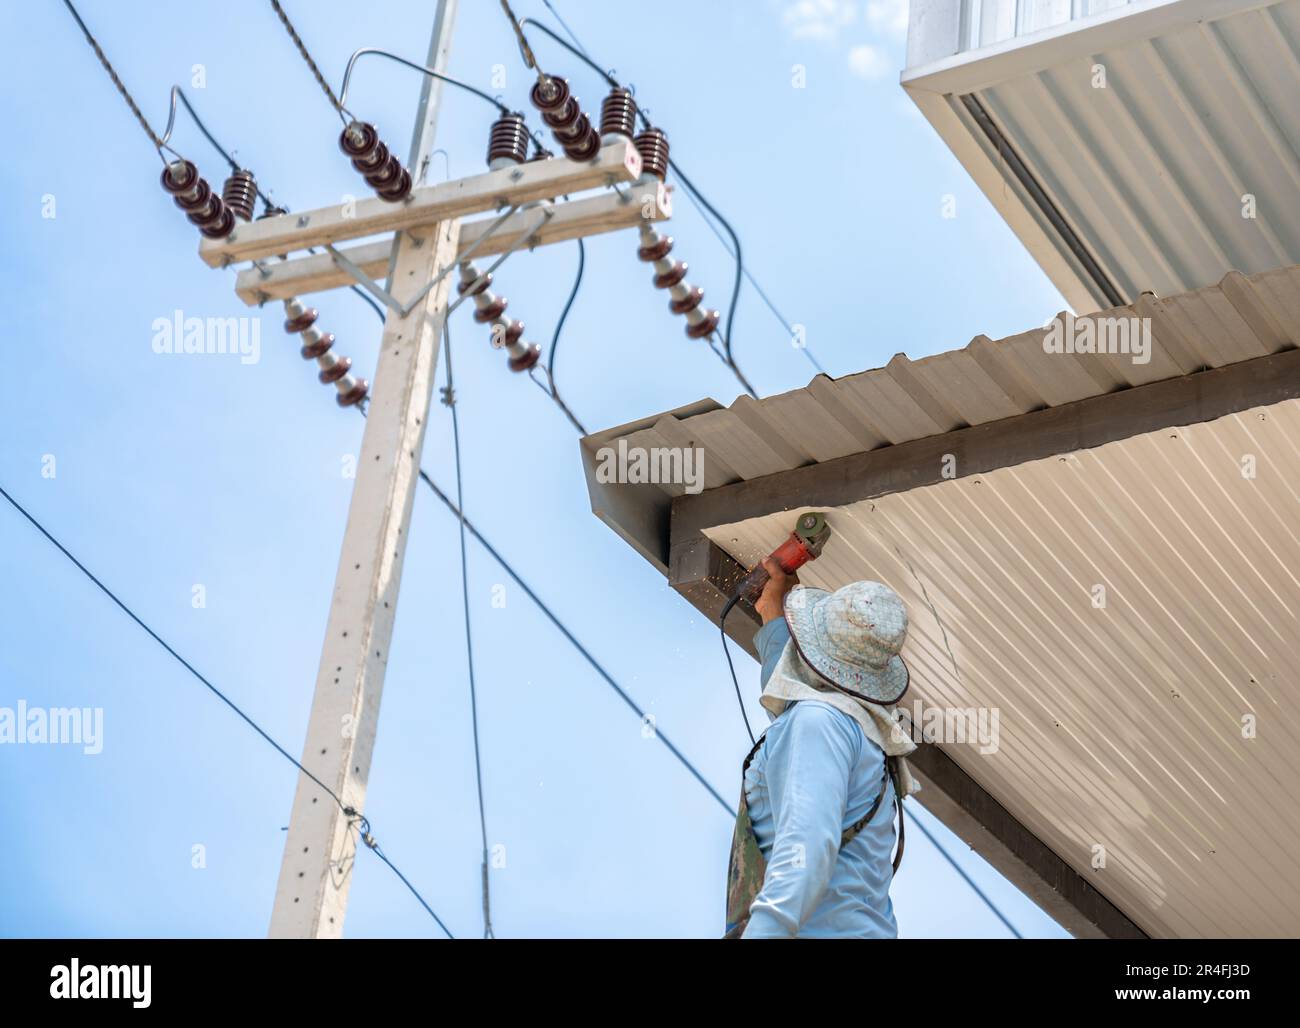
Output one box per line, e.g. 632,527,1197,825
719,512,832,743
732,511,832,604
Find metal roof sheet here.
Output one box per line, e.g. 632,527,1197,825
904,0,1300,309
583,264,1300,569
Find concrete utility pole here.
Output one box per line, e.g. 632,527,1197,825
197,1,664,940
269,0,461,939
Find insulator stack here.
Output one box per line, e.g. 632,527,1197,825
637,223,719,340
161,160,235,239
221,169,258,222
282,298,369,407
339,121,412,202
458,262,541,373
486,112,530,170
633,127,670,182
529,76,601,162
599,88,637,143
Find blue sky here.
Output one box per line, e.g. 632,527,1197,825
1,0,1071,938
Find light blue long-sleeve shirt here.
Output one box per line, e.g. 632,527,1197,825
741,618,899,939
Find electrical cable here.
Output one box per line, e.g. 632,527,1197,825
438,320,497,940
529,237,590,434
719,596,757,746
0,481,453,938
415,464,737,819
339,48,509,115
268,0,347,115
909,804,1024,938
60,0,169,158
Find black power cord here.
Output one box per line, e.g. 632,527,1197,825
719,594,756,746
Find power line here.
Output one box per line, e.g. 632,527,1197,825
60,0,167,155
437,322,496,940
411,466,736,819
268,0,346,114
529,238,589,435
909,805,1023,938
0,482,454,939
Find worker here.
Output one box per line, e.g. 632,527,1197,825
725,559,919,939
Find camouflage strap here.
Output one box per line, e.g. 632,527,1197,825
724,737,902,939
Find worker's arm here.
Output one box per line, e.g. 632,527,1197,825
743,702,859,938
753,557,798,687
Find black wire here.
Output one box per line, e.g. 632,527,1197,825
539,238,589,434
172,88,239,171
908,806,1023,938
0,481,454,938
412,466,735,819
439,320,496,940
719,597,756,746
60,0,165,150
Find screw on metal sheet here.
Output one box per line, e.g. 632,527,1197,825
297,215,310,227
509,168,524,181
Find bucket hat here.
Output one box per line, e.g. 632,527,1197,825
783,580,910,705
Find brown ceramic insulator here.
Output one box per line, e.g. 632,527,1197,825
457,271,492,296
339,121,380,159
654,261,688,289
670,285,705,315
562,122,601,162
173,177,212,212
530,75,570,113
336,380,369,407
474,296,508,323
300,333,335,359
319,356,352,384
600,88,637,140
508,342,542,372
637,234,673,262
198,206,236,239
502,320,524,346
161,160,199,194
351,140,389,174
184,191,223,225
486,112,529,167
284,308,318,333
685,309,720,339
634,127,669,181
221,169,257,222
542,97,581,131
365,154,402,189
375,167,412,201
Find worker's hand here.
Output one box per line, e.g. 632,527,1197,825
755,558,798,625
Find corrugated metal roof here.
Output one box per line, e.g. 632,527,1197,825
700,399,1300,937
903,0,1300,308
582,264,1300,564
976,0,1300,300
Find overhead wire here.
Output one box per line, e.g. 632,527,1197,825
437,320,497,940
60,0,171,160
528,238,589,435
0,482,453,938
